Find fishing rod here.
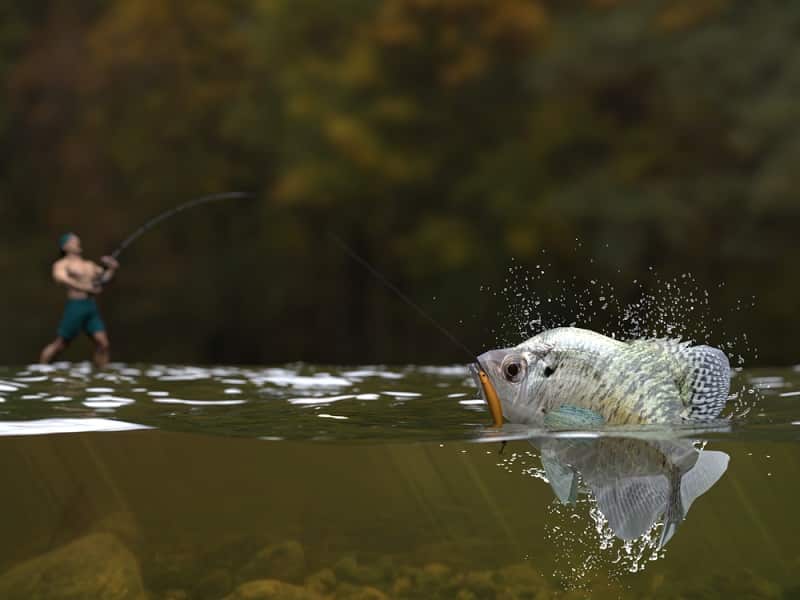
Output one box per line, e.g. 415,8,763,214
109,191,255,261
95,191,255,284
328,233,504,428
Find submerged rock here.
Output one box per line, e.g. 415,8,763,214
195,567,233,599
223,579,322,600
306,567,337,595
92,510,142,548
334,584,389,600
496,563,550,598
664,569,783,600
0,532,147,600
237,540,307,584
332,554,387,586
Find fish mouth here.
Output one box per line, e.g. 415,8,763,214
470,361,504,428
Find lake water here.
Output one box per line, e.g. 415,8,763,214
0,362,798,599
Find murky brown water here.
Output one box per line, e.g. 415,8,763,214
0,364,798,599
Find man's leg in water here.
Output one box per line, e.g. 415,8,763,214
39,337,68,364
43,299,84,364
91,331,110,368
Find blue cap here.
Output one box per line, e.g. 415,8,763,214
58,233,75,250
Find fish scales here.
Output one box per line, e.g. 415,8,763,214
475,327,731,427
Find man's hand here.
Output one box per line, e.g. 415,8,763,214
100,256,119,270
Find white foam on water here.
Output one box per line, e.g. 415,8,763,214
342,369,404,380
418,365,469,376
263,375,351,388
318,413,348,420
83,395,136,409
288,394,354,405
459,399,485,405
148,391,169,397
25,364,58,373
45,395,72,402
780,391,800,397
224,388,243,395
153,398,246,406
0,418,150,436
355,393,380,400
382,391,422,398
86,387,115,393
159,374,210,382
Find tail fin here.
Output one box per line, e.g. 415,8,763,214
658,449,729,548
680,346,731,421
679,449,729,513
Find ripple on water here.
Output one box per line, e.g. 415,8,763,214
0,363,795,442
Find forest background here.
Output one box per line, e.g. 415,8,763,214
1,0,797,366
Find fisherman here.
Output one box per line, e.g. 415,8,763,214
39,233,119,368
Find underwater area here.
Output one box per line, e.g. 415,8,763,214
0,361,798,600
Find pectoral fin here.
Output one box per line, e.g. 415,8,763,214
544,405,605,429
540,451,579,504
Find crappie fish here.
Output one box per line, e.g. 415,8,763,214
473,327,731,427
534,435,729,547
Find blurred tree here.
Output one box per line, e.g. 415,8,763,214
0,0,798,365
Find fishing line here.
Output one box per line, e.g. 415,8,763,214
329,233,505,427
106,195,468,363
328,233,477,362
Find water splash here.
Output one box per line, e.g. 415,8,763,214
499,449,666,588
484,253,759,416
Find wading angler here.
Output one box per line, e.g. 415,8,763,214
39,233,119,368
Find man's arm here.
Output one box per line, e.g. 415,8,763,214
52,261,100,294
97,256,119,284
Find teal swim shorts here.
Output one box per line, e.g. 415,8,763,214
57,299,106,341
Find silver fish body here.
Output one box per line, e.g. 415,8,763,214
476,327,731,427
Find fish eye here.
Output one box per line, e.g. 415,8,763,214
501,356,526,383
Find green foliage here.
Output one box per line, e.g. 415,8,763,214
0,0,796,365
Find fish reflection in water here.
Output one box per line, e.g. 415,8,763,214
532,435,729,548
